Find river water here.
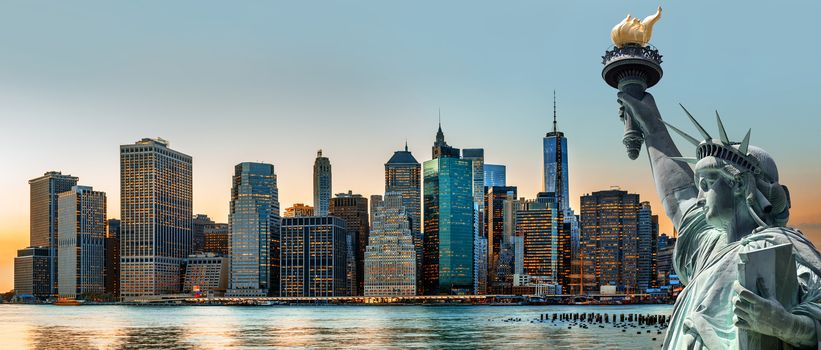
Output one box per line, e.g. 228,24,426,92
0,304,672,349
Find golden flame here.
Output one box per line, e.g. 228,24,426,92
611,6,662,47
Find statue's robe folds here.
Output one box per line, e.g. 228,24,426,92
663,203,821,349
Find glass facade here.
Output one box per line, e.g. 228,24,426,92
228,162,279,297
14,247,51,300
543,133,569,211
485,186,517,294
120,138,193,299
422,156,474,295
461,148,485,294
313,151,332,216
364,192,416,296
637,202,658,291
28,171,78,296
57,186,107,299
483,164,506,187
579,190,640,293
280,216,348,297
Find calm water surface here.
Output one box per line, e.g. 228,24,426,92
0,304,672,349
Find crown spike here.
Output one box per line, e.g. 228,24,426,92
662,120,701,146
670,157,698,164
679,104,712,140
715,111,730,144
739,129,751,155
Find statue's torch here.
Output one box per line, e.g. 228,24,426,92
602,6,663,160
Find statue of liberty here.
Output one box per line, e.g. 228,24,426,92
617,91,821,349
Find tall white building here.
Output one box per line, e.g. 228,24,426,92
120,138,192,299
57,186,106,299
364,192,416,296
313,150,332,216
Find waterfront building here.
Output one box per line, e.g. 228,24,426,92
483,164,506,187
364,192,417,296
462,148,486,294
485,186,517,294
384,143,422,292
57,186,106,299
313,150,332,216
227,162,280,297
192,214,215,254
203,223,229,256
513,196,572,290
330,191,369,296
579,189,640,293
280,216,348,297
105,219,120,296
183,253,228,297
637,202,659,291
422,123,474,295
120,138,192,299
29,171,78,296
13,247,51,300
284,203,314,218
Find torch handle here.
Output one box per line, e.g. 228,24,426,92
619,82,647,160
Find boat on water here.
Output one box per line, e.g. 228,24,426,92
54,298,83,306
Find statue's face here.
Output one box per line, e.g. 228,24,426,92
696,168,740,229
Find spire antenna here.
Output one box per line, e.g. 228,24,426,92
404,139,408,152
553,90,558,133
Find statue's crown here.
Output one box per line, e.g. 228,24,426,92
666,105,769,181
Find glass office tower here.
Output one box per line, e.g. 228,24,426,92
422,124,474,295
228,162,279,297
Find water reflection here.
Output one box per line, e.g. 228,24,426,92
0,305,672,349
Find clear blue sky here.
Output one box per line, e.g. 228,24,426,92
1,1,820,290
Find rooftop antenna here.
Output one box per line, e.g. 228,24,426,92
553,90,558,133
404,139,408,152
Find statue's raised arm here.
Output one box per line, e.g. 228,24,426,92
617,92,699,229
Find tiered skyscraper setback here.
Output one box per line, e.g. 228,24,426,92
364,192,416,296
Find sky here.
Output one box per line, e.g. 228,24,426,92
1,1,820,292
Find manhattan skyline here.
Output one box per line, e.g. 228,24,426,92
2,1,821,292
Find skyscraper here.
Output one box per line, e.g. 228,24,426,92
329,191,369,296
485,186,517,294
192,214,215,254
483,164,506,187
423,123,474,295
105,219,120,297
384,143,421,292
58,185,107,299
462,148,486,294
580,189,640,293
14,247,51,300
637,202,659,291
28,171,78,296
515,198,569,286
280,216,348,297
364,192,417,296
313,150,332,216
543,92,569,212
203,223,229,256
120,138,192,299
227,162,280,297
